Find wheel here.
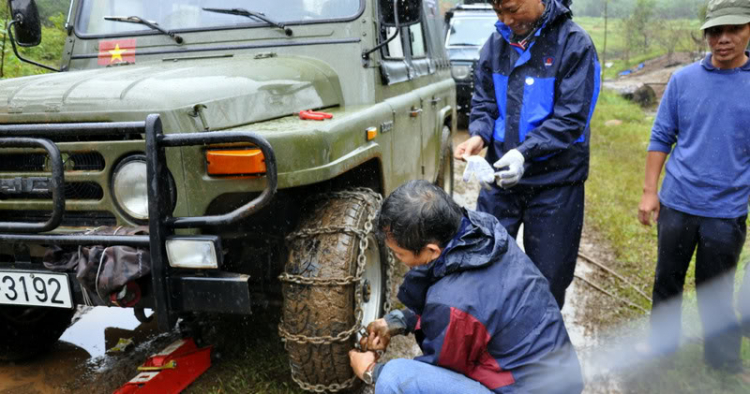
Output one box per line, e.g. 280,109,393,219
280,189,390,392
436,124,454,197
0,305,74,361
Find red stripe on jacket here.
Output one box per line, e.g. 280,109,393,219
438,307,515,390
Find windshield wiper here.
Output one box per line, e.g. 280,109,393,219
449,43,479,47
104,16,184,44
202,7,293,37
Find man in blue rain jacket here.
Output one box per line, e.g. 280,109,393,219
349,180,583,394
454,0,601,308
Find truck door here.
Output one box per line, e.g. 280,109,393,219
407,21,440,183
381,27,424,187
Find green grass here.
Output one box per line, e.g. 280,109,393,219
586,90,659,311
586,89,750,392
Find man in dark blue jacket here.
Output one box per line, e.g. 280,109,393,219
349,180,583,394
454,0,600,308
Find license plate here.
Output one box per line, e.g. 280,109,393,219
0,271,73,309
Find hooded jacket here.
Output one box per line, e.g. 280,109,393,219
395,210,583,393
469,0,601,186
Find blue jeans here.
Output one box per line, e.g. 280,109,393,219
375,359,494,394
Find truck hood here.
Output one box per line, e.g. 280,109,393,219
448,47,481,62
0,55,343,130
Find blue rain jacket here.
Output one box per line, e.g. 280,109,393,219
469,0,601,186
396,210,583,393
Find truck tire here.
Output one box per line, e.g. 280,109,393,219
436,124,454,196
0,306,74,361
280,189,389,392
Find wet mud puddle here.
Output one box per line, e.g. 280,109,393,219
0,307,161,393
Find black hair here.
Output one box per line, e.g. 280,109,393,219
375,180,464,254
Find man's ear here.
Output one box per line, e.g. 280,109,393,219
424,243,442,260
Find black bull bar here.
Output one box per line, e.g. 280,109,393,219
0,114,278,329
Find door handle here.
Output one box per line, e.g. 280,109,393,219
430,97,443,106
410,107,423,118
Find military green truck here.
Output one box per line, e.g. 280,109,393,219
0,0,455,391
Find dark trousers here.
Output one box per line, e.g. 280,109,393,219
477,183,584,309
650,205,746,371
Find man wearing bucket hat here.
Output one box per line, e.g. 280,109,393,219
638,0,750,373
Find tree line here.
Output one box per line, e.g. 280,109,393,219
571,0,706,20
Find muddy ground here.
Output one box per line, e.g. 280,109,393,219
0,130,636,394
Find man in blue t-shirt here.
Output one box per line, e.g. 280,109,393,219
637,0,750,373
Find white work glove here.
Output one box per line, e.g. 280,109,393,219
462,156,496,190
493,149,525,189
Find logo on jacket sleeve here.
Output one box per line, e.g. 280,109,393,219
544,57,554,67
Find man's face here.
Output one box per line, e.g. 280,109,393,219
492,0,545,36
385,237,438,268
705,23,750,69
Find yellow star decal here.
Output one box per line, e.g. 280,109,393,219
109,44,125,63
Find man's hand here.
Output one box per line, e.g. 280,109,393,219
462,156,496,190
454,136,485,160
493,149,525,188
638,191,660,226
360,318,391,351
348,350,377,380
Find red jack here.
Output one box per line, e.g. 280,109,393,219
113,338,211,394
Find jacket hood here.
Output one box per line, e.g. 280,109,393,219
397,210,510,315
0,55,342,130
431,209,510,278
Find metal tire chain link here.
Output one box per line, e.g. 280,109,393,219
277,188,396,393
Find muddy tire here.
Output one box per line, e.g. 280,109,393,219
281,189,389,392
0,306,74,361
436,124,454,196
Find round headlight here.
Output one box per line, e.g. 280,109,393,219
113,158,149,220
451,64,472,80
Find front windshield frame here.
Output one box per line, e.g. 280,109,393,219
72,0,366,39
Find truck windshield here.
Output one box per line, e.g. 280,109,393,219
76,0,362,36
447,16,497,47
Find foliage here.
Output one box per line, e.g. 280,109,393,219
621,0,656,61
575,16,701,78
571,0,706,19
0,4,67,79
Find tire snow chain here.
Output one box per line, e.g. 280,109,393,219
278,188,396,393
290,374,359,394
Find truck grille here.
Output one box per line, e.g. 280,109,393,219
0,182,104,200
0,211,117,227
0,152,105,171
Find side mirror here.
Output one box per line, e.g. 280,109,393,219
379,0,422,26
7,0,42,47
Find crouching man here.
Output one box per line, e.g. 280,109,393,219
348,180,583,394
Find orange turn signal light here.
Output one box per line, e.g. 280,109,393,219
366,127,378,141
206,149,266,176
